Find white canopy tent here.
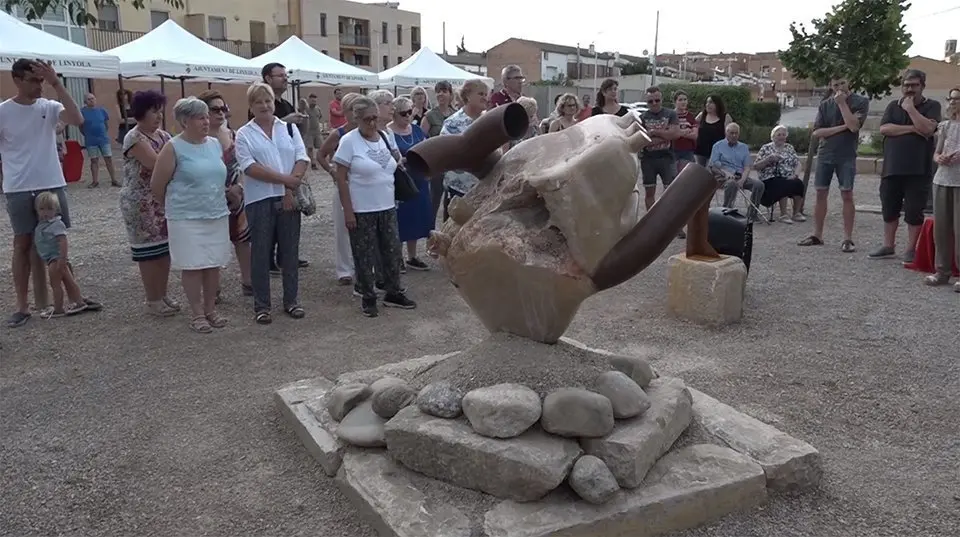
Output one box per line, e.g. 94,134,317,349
378,47,493,88
251,36,378,87
104,20,260,81
0,10,120,77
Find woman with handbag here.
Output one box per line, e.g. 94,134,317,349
387,96,433,271
234,82,310,325
333,96,417,318
198,90,252,299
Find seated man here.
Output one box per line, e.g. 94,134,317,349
710,122,765,222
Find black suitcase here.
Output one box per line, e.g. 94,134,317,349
707,207,753,272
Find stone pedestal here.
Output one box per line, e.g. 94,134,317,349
666,254,747,326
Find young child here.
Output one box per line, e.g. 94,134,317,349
33,192,97,318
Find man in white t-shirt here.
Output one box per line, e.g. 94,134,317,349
0,59,85,328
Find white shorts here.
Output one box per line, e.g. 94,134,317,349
168,216,231,270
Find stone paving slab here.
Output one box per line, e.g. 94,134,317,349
274,376,344,476
689,388,822,491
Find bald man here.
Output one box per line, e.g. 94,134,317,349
709,122,765,222
80,93,119,187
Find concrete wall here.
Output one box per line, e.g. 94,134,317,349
94,0,288,42
486,39,543,84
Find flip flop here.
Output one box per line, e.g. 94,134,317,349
798,235,824,246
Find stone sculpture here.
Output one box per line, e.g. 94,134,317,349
406,102,718,343
275,103,820,537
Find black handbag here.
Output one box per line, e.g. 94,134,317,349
378,131,419,202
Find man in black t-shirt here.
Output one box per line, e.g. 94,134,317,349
870,69,942,263
256,62,310,272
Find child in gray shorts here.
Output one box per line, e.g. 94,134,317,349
33,192,92,318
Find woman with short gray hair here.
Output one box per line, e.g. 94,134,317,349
754,124,805,223
151,96,231,333
368,89,395,130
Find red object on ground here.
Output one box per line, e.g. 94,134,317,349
904,217,960,276
63,140,83,183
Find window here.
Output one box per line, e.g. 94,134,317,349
321,49,329,55
542,51,548,60
396,24,402,45
355,54,369,66
340,51,345,61
397,56,403,65
150,10,169,29
320,14,327,37
208,16,226,40
44,25,69,40
382,55,389,69
381,22,388,43
41,6,65,22
411,26,420,43
98,5,119,30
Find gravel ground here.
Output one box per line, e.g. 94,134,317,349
2,167,958,537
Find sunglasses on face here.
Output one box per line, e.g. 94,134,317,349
209,106,229,113
398,110,413,117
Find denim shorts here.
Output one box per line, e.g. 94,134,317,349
86,143,112,158
814,158,856,192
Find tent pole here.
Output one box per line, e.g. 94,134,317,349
160,78,166,130
180,78,186,98
118,76,128,141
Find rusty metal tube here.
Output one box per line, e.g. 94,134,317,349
590,164,718,291
405,102,529,178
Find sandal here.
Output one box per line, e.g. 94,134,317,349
81,298,103,311
798,235,824,246
162,296,182,312
40,309,65,320
285,305,306,319
189,315,213,334
64,302,87,316
205,311,228,328
146,300,177,317
841,240,856,253
255,311,272,325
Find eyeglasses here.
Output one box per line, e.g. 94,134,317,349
398,110,413,117
209,106,229,113
361,115,378,123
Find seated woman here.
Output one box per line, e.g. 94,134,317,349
333,96,417,318
235,82,310,325
150,97,231,333
754,125,805,223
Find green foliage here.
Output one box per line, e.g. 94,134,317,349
658,84,752,124
741,125,812,154
746,102,782,127
778,0,912,99
4,0,184,26
621,60,650,76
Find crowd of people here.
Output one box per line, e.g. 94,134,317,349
1,59,958,331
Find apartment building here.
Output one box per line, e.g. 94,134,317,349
486,38,643,84
293,0,421,71
439,51,487,77
83,0,287,58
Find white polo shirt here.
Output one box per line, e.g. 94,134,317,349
0,98,67,193
234,117,310,205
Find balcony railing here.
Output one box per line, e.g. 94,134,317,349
339,33,371,48
86,28,274,59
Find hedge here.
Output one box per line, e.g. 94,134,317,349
746,102,781,127
658,84,751,125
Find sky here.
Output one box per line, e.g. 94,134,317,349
359,0,959,60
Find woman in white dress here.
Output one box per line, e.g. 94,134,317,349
151,97,231,333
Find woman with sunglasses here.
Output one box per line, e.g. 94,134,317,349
198,90,252,299
387,96,432,271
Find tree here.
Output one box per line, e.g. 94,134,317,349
620,60,650,76
778,0,912,99
4,0,183,26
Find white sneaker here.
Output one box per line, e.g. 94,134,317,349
792,213,807,222
779,215,794,224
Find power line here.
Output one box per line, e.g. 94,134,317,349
905,5,960,19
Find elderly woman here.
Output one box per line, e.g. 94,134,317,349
198,90,252,298
549,93,580,133
333,96,417,317
754,125,805,223
410,86,430,126
150,97,230,333
318,92,362,285
120,90,178,317
927,87,960,290
368,89,395,131
439,79,489,220
388,96,433,270
235,82,310,324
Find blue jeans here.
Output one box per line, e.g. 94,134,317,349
814,158,856,192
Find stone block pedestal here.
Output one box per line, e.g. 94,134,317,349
666,254,747,326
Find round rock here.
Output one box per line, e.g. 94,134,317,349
369,376,406,396
326,383,371,421
416,381,465,418
336,400,387,447
593,371,651,419
461,383,542,438
608,355,657,388
371,381,417,419
541,387,614,438
569,455,620,504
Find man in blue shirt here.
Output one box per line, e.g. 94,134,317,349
710,122,764,222
80,93,119,188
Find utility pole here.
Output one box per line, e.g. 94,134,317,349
650,10,660,86
442,21,447,55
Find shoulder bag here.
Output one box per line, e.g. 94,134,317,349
285,122,317,216
378,130,419,202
